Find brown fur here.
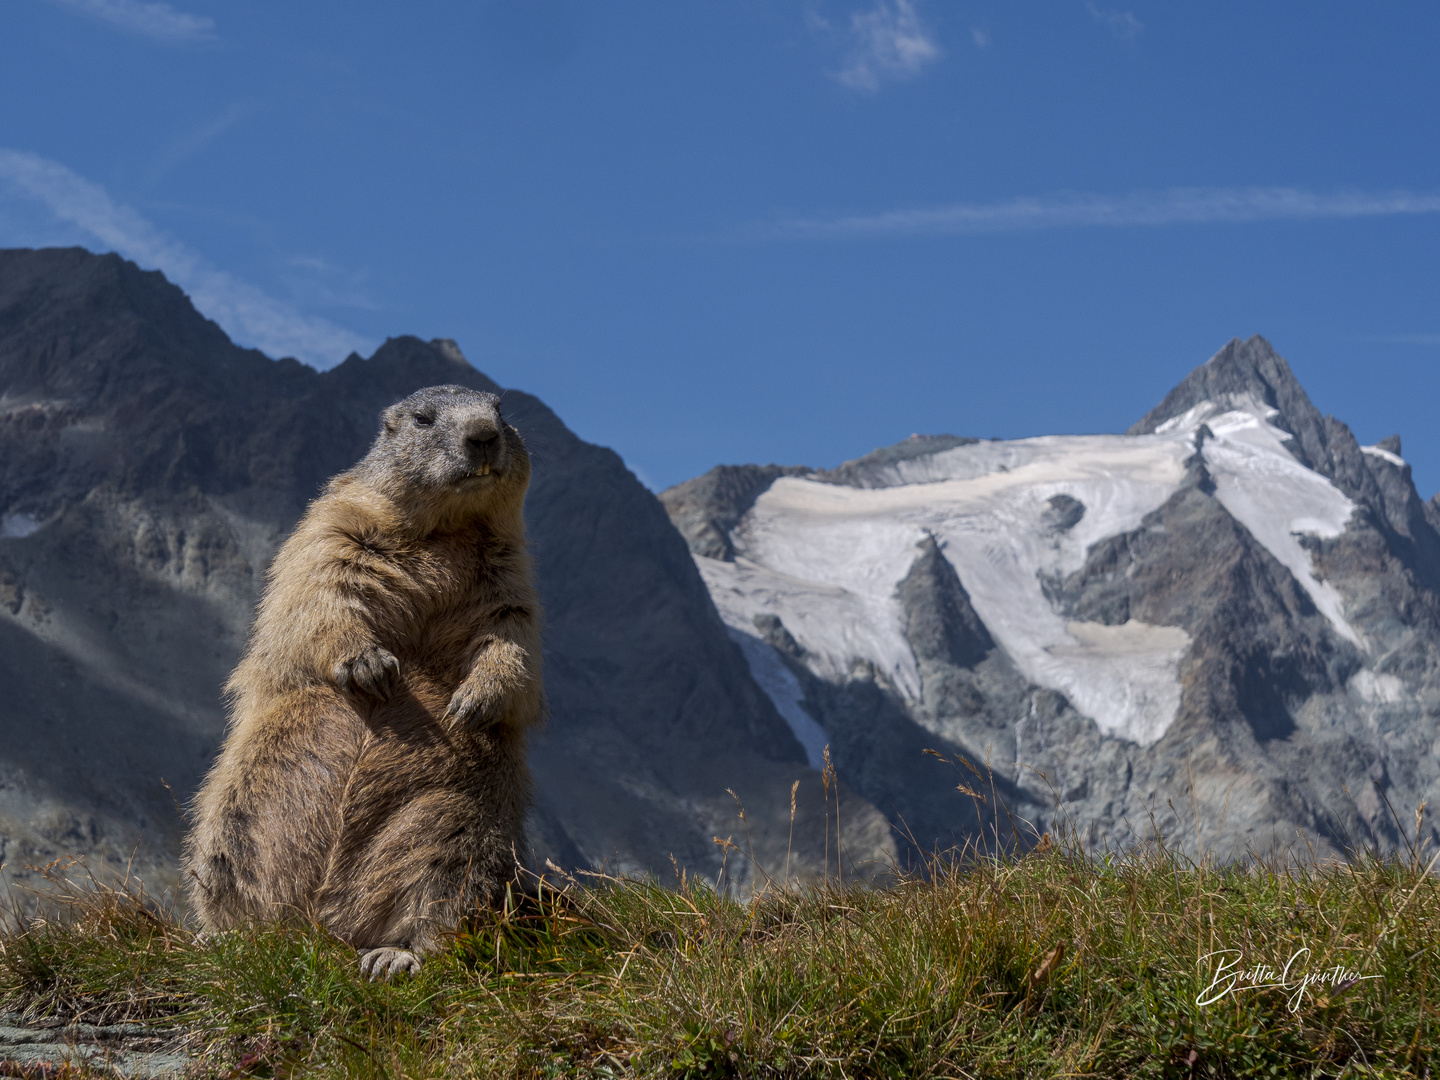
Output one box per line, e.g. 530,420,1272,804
184,385,543,974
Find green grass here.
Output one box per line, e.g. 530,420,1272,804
1,832,1436,1078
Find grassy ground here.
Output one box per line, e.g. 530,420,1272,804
0,822,1435,1080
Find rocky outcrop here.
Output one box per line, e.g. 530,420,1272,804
818,434,979,489
1042,480,1367,853
658,465,813,560
0,247,897,898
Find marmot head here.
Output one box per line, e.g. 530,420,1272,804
359,385,530,519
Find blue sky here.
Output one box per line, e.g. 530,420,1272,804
2,2,1438,493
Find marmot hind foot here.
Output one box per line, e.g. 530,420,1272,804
359,946,422,980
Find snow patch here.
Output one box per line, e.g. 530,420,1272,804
1044,621,1191,745
1350,670,1406,704
699,552,918,698
724,626,829,770
1196,396,1361,646
1152,394,1278,436
1361,444,1406,468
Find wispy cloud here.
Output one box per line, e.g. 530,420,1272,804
970,27,992,49
278,253,381,313
769,186,1440,240
48,0,217,44
1373,333,1440,346
0,149,372,368
828,0,942,92
1086,3,1142,41
142,102,250,187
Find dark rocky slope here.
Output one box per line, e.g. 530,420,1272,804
0,247,895,897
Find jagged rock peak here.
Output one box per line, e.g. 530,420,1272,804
1127,335,1440,571
325,336,501,414
1128,336,1328,465
896,534,994,670
0,246,280,399
430,338,474,369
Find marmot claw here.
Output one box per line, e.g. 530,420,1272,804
359,946,421,980
333,646,403,700
441,682,494,729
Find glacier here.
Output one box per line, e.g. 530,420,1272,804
699,391,1361,749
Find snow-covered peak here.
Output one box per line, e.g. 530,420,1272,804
692,388,1363,751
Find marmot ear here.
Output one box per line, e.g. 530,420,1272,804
381,405,401,434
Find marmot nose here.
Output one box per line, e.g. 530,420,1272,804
464,416,500,452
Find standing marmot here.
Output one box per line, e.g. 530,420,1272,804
184,384,543,978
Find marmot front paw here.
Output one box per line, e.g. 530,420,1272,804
333,646,403,700
441,682,496,729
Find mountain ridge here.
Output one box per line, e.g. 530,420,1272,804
5,249,1437,888
662,335,1440,860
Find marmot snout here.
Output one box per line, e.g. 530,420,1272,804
366,387,514,495
184,383,545,979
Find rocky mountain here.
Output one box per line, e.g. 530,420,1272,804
7,249,1433,892
661,336,1440,861
0,247,896,899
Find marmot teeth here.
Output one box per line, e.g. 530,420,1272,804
478,463,490,475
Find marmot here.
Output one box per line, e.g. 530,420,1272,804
184,384,544,978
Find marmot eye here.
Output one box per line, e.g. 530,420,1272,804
414,414,434,427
